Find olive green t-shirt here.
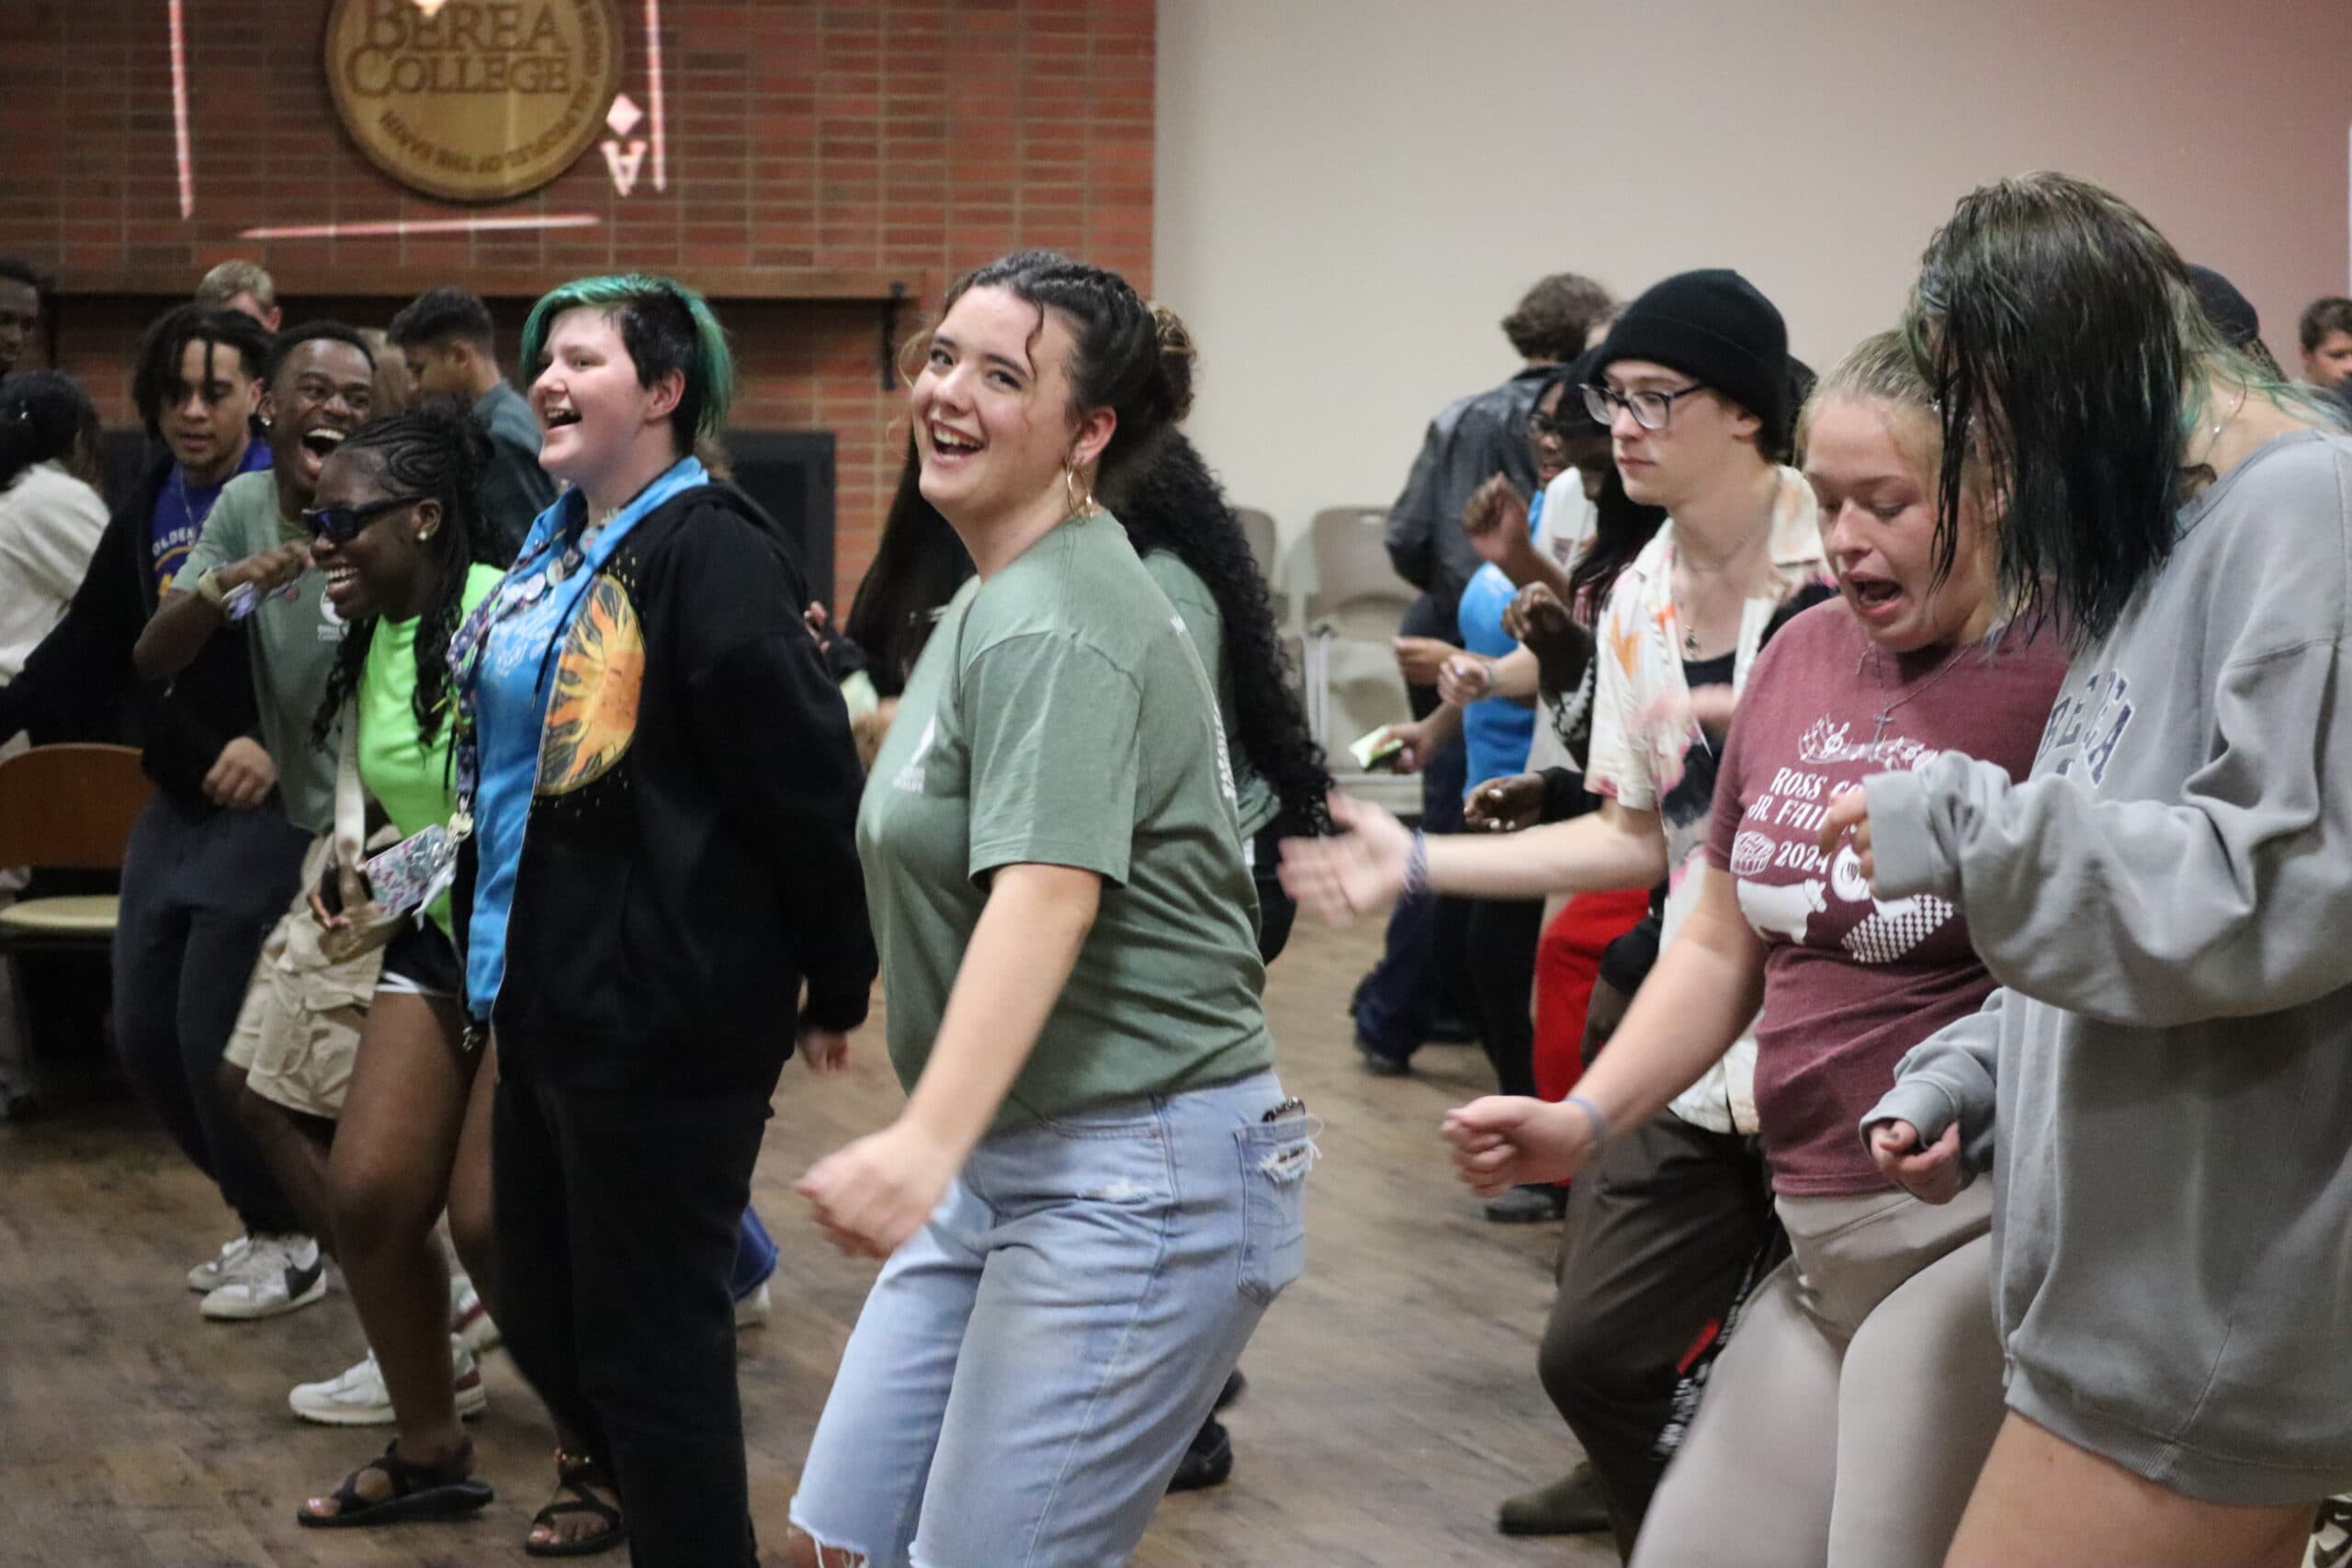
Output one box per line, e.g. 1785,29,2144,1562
1139,549,1283,842
179,470,344,835
856,511,1273,1130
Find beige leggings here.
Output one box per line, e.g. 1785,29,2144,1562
1630,1181,2006,1568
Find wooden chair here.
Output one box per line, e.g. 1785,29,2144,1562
0,744,153,1116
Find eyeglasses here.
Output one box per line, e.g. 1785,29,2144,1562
1525,410,1581,445
302,494,423,544
1581,382,1712,432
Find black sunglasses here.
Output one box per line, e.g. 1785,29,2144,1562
302,494,424,544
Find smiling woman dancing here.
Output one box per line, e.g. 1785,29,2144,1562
786,252,1312,1568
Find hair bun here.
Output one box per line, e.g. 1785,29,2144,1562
1150,302,1197,425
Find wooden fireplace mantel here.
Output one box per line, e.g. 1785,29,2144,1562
51,262,929,307
52,264,930,389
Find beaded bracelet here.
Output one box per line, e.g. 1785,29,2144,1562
1565,1094,1610,1148
1403,829,1430,900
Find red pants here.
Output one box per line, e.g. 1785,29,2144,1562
1532,887,1650,1102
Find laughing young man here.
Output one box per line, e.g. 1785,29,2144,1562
131,322,378,1320
0,305,319,1300
387,286,556,564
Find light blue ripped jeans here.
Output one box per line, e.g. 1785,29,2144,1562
789,1069,1311,1567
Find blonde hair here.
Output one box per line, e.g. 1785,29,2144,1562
196,258,277,311
1796,331,1939,477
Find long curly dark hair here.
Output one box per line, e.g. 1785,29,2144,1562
311,404,502,749
1108,432,1333,834
842,434,973,698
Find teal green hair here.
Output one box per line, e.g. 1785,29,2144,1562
519,273,733,450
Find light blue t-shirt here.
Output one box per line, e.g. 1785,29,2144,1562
1457,486,1543,793
463,457,709,1017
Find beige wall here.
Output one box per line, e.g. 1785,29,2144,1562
1156,0,2352,550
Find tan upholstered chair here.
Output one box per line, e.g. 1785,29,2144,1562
1234,507,1279,584
1300,506,1416,778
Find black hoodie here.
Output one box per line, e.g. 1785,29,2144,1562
455,480,876,1096
0,453,260,800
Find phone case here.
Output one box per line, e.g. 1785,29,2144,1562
362,823,456,918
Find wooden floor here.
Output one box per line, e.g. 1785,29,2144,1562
0,919,1617,1567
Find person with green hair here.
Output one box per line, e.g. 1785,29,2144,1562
451,275,875,1566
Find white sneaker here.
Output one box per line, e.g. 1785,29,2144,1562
733,1280,771,1329
199,1234,327,1321
449,1270,502,1353
288,1338,487,1427
187,1235,251,1293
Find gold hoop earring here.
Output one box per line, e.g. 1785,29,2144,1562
1063,463,1097,520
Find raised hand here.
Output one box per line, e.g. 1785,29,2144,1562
1461,473,1532,567
228,540,314,595
1442,1095,1591,1196
1392,635,1454,688
1465,772,1544,833
1503,582,1592,697
1278,791,1414,925
1437,653,1494,708
1867,1118,1963,1204
1818,787,1875,887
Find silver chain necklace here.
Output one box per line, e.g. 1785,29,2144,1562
1861,639,1972,750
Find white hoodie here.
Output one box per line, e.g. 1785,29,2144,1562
0,460,107,683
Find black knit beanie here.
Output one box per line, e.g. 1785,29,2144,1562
2185,264,2260,351
1592,269,1791,450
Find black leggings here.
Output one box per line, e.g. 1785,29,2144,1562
112,793,307,1234
1464,896,1544,1099
493,1068,773,1568
1251,817,1298,966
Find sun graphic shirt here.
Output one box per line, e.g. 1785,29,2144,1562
463,457,707,1020
1704,600,2069,1193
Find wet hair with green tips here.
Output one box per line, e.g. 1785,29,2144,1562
1905,171,2340,646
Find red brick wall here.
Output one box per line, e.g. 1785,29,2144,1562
0,0,1156,604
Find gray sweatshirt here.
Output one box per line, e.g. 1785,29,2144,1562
1860,430,2352,1506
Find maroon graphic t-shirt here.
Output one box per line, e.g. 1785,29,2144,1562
1705,599,2070,1194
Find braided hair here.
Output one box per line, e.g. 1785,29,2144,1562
311,404,501,748
938,250,1194,494
0,370,99,491
1110,433,1333,834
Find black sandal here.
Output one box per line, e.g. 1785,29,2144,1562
296,1438,493,1529
525,1449,627,1559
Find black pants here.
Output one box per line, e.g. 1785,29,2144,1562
1539,1109,1786,1561
1250,819,1298,967
112,792,306,1234
493,1067,773,1568
1464,896,1543,1099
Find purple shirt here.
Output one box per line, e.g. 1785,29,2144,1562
1706,598,2069,1194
